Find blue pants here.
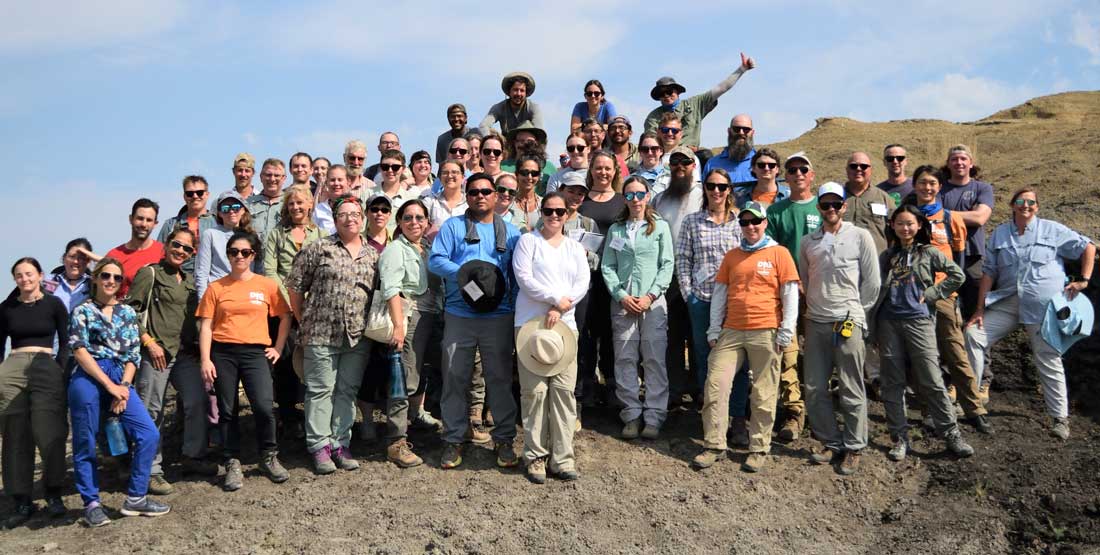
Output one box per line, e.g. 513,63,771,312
69,359,159,506
687,294,749,417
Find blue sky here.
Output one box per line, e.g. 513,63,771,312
1,0,1098,273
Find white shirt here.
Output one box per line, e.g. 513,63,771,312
651,185,704,246
512,232,591,331
313,202,336,235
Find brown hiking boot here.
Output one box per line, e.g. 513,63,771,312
466,421,491,444
978,382,990,407
727,416,749,448
691,448,725,470
387,439,424,468
947,384,957,403
777,414,804,442
742,452,769,473
468,405,484,428
838,450,861,475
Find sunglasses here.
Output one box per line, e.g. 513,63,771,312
884,155,906,163
368,206,391,214
467,188,494,197
658,126,682,135
184,190,207,198
541,207,567,217
517,169,541,177
1013,198,1038,207
755,162,778,170
98,272,123,283
704,182,730,192
738,217,764,227
496,186,516,196
786,166,810,175
448,148,468,155
818,201,844,212
219,203,244,213
379,163,403,172
623,191,647,201
584,90,603,98
226,248,255,258
730,126,753,134
566,145,586,153
669,158,693,167
346,155,365,162
847,163,871,171
169,240,196,255
401,214,427,222
481,148,503,157
639,146,661,154
657,88,677,97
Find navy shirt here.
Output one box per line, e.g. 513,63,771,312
938,179,994,259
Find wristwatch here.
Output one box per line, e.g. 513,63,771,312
120,381,131,388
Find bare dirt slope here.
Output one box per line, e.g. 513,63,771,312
3,92,1100,555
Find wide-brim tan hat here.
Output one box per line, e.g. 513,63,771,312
501,72,536,96
516,317,577,377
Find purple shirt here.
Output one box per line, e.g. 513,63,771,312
939,179,994,258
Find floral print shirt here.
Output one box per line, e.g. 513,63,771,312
68,301,141,365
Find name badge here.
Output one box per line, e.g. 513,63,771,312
610,236,626,251
871,203,888,216
462,281,484,301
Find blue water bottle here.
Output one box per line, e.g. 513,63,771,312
388,351,407,401
105,417,129,456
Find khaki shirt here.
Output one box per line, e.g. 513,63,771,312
841,183,895,254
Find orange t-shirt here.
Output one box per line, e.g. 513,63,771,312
716,246,800,330
752,189,778,206
196,274,289,345
927,207,967,286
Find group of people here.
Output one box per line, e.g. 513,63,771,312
1,59,1095,529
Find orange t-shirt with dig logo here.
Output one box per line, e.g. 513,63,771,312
196,274,289,345
716,245,800,330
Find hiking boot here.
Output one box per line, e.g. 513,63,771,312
888,437,909,462
466,422,491,444
83,503,111,528
838,450,861,475
809,447,841,465
440,443,463,469
468,405,484,428
386,439,423,468
742,452,768,473
727,416,749,448
552,467,580,481
1052,417,1070,440
331,446,359,471
947,384,957,403
312,445,337,475
181,456,220,476
692,448,725,470
945,430,974,458
777,414,803,442
575,415,582,433
260,451,290,482
45,496,66,518
483,408,495,427
223,458,244,491
526,458,547,484
3,497,32,529
977,382,990,407
968,414,994,435
621,418,641,440
640,423,661,440
148,474,174,495
921,414,935,431
411,410,444,432
120,496,171,517
495,441,519,468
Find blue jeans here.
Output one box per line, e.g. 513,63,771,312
687,294,749,417
69,358,159,505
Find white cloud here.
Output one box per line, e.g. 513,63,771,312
1071,11,1100,64
901,74,1036,121
0,0,188,53
243,132,259,147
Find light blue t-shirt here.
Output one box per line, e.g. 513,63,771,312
571,101,618,125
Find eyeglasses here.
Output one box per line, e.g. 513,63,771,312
738,217,764,227
496,186,516,196
1013,198,1038,207
368,206,391,214
639,146,661,154
517,169,541,177
380,163,403,172
347,155,365,162
336,211,364,220
884,155,906,163
401,214,427,222
623,191,647,201
449,148,468,155
98,272,123,283
755,162,778,170
226,248,255,258
818,201,844,212
730,126,753,134
786,166,810,175
541,207,567,217
584,90,603,98
169,240,196,255
704,182,730,192
184,190,207,198
440,170,463,177
566,145,586,153
658,126,682,135
219,203,244,213
669,158,693,167
847,163,871,171
481,148,502,157
467,188,494,197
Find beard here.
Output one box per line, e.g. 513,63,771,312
346,166,363,178
728,135,754,161
668,173,693,196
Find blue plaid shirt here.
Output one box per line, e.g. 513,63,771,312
675,210,742,301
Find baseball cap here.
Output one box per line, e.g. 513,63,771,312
233,153,255,169
667,145,695,162
216,190,246,207
817,181,846,199
740,201,767,219
560,171,588,190
784,151,813,170
608,115,632,129
447,103,467,115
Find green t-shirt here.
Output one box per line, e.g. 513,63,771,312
766,198,822,267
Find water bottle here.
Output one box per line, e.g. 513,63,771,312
105,417,129,456
387,351,407,401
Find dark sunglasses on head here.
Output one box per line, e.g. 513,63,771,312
541,207,567,217
449,147,468,155
219,203,244,213
467,188,494,197
639,146,661,154
380,163,403,172
848,163,871,171
818,201,844,211
730,125,753,134
184,190,207,198
584,90,603,98
884,155,906,163
658,126,682,135
98,272,123,283
496,186,516,196
786,166,810,175
517,169,541,177
369,206,391,214
755,162,778,170
704,182,730,192
226,248,254,258
566,145,586,153
169,240,195,255
669,158,693,167
738,217,764,227
623,191,647,201
481,148,502,157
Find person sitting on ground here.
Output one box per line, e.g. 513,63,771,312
479,72,543,136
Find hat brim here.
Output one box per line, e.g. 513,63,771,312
507,127,547,145
516,317,577,377
649,83,686,101
502,73,536,96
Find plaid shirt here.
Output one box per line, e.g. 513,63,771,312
285,235,379,347
675,210,741,302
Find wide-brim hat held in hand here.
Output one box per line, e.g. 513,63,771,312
516,317,577,377
457,260,506,313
